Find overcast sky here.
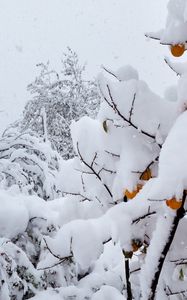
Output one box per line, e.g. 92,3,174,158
0,0,180,131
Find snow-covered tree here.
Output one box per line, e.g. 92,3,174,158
2,1,187,300
31,1,187,299
21,48,100,159
0,129,61,200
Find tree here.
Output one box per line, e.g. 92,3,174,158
2,1,187,299
31,1,187,299
0,129,62,200
21,48,100,159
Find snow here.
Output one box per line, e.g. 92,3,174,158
91,285,125,300
158,110,187,197
115,65,139,82
140,214,174,300
0,190,29,239
31,290,62,300
147,0,187,44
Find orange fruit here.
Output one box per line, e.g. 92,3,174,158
131,239,142,252
166,198,182,210
124,184,142,200
170,44,185,57
140,168,152,181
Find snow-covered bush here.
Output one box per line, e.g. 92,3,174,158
0,130,61,200
0,190,60,300
21,48,100,159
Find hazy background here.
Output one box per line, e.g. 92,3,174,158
0,0,181,132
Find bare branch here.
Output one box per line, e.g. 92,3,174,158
130,267,141,274
29,216,47,223
170,258,187,265
37,259,69,271
106,85,162,148
145,33,160,41
148,198,166,202
105,150,120,158
103,237,112,245
129,93,136,123
91,152,98,168
132,211,156,224
62,191,93,202
43,238,62,260
76,142,113,199
101,65,120,81
166,289,187,296
81,174,86,193
98,167,116,175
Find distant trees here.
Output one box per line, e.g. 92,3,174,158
21,48,100,159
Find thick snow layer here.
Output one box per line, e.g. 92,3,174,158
158,110,187,197
31,289,62,300
91,285,125,300
0,190,29,239
115,65,139,82
140,214,174,300
147,0,187,44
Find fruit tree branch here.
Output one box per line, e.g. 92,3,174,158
148,191,187,300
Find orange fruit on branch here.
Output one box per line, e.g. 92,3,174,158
170,44,185,57
131,239,142,252
166,197,182,210
124,184,142,200
140,168,152,181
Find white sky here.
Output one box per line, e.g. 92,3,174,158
0,0,180,131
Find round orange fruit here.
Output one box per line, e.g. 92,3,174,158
131,239,142,252
124,184,142,200
140,168,152,181
170,44,185,57
166,198,182,210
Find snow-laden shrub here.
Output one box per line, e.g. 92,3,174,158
0,131,61,200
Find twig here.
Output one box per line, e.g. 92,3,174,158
145,33,160,41
37,259,68,271
62,191,93,202
103,237,112,245
76,143,113,199
98,167,116,175
91,152,98,168
166,289,187,296
105,150,120,158
129,93,136,123
130,267,141,274
132,211,156,224
40,238,73,271
81,174,86,193
101,65,120,81
148,198,166,202
29,216,47,223
170,258,187,265
106,85,162,148
43,238,62,260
